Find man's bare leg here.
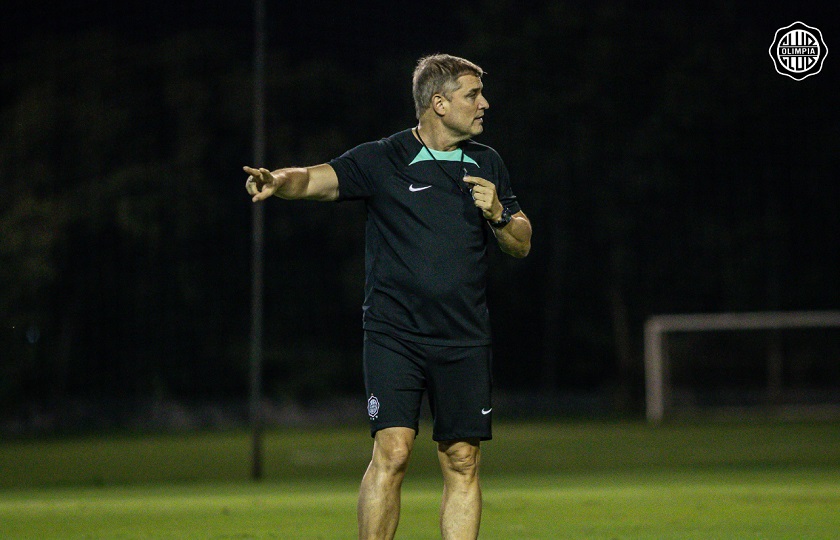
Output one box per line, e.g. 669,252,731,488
438,438,481,540
358,427,415,540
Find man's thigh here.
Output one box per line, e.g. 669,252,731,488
363,332,425,437
426,344,493,442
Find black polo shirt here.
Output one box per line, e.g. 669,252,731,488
329,128,521,346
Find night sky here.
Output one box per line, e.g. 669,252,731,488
3,1,467,64
5,1,834,62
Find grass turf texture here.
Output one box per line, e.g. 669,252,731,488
1,421,839,538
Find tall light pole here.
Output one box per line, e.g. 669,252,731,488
248,0,267,481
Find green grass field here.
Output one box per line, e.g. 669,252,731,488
2,421,839,538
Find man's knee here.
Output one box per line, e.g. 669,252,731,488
438,439,480,478
372,427,415,474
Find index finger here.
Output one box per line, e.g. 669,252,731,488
463,176,491,186
243,166,260,177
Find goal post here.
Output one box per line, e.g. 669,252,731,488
645,310,840,423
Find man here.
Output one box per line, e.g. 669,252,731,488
244,54,531,540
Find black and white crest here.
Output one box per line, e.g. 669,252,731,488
367,394,380,420
770,22,828,81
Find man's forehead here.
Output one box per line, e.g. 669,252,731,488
456,74,483,91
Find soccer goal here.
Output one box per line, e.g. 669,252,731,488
644,311,840,423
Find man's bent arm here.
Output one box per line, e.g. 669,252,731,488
244,163,339,202
492,211,531,258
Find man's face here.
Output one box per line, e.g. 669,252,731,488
441,74,489,137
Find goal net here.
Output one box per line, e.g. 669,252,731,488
644,311,840,423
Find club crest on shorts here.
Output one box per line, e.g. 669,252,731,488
769,22,828,81
367,394,380,420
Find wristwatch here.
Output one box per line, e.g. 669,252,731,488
489,207,512,229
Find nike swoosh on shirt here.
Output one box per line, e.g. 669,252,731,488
481,408,493,415
409,184,432,192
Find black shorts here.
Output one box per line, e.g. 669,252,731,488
363,331,493,442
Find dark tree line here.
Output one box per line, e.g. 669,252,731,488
1,2,838,425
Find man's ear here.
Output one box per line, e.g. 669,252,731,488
432,94,448,116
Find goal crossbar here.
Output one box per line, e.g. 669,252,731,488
644,310,840,423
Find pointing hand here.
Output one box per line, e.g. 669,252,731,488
243,166,280,202
463,176,503,222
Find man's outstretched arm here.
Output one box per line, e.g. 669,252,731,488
243,163,339,202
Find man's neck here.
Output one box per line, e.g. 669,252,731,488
414,121,466,152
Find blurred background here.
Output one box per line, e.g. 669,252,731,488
2,0,838,435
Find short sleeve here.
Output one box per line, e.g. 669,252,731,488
495,155,521,215
329,141,382,201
